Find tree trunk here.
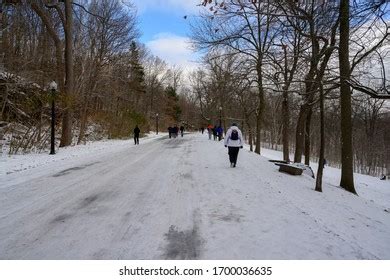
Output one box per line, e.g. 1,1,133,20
339,0,357,194
1,83,8,120
294,105,307,162
282,89,290,162
246,119,253,152
254,59,265,155
255,105,261,154
385,128,390,178
60,0,74,147
315,81,325,192
249,129,253,152
304,108,312,165
77,101,88,145
37,100,43,142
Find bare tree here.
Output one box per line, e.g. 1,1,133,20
192,0,280,154
75,0,139,143
268,20,303,161
143,53,169,119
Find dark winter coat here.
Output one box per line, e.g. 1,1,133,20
134,126,140,136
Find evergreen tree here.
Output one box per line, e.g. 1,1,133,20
165,86,181,123
128,41,146,110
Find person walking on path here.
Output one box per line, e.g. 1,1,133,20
180,125,185,137
207,124,213,140
224,123,243,167
133,125,140,145
212,125,218,141
173,125,179,138
217,125,223,141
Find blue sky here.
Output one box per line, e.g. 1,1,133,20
132,0,202,72
138,9,188,43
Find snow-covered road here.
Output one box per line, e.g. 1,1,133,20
1,134,389,259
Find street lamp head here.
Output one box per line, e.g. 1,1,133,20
49,81,58,92
219,106,222,111
156,113,159,117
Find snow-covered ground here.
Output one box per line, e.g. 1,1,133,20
260,148,390,210
0,133,163,184
0,133,389,259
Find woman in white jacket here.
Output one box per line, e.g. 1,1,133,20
224,123,243,167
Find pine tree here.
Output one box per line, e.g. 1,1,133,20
165,86,181,122
128,41,146,110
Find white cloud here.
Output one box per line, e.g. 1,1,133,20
146,33,200,79
133,0,202,15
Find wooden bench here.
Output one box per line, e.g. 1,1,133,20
275,163,303,175
268,159,289,164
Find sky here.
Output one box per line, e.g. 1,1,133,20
132,0,204,75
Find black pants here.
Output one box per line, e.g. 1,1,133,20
134,135,139,145
228,146,240,164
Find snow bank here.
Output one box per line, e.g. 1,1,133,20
259,147,390,209
0,133,165,177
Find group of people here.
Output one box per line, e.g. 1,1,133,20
168,125,185,138
206,124,224,141
133,122,244,168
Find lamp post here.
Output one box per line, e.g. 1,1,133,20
156,113,159,135
219,106,222,127
49,81,57,155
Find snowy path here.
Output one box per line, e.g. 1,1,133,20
0,134,389,259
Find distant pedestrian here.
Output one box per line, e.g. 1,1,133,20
133,125,140,145
168,126,172,138
224,123,243,168
217,125,223,141
207,124,213,140
173,125,179,138
212,125,218,141
180,125,185,137
201,127,205,134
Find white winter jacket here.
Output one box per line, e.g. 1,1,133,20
224,126,243,147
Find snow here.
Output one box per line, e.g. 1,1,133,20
0,133,163,182
0,71,41,89
260,148,390,210
0,133,389,259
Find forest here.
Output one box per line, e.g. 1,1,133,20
0,0,389,193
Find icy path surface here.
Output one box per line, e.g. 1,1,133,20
1,133,389,259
